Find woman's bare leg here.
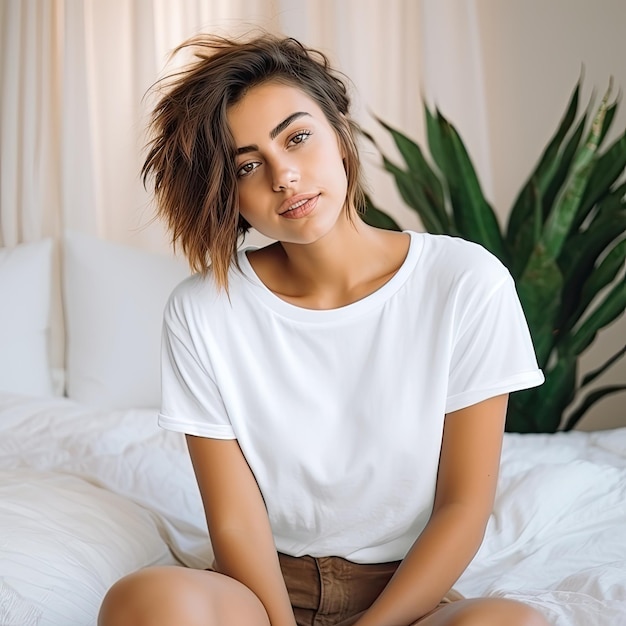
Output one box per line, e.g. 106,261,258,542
415,597,550,626
98,566,270,626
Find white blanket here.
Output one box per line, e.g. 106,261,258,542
457,428,626,625
1,393,625,625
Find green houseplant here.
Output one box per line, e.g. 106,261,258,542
364,81,626,433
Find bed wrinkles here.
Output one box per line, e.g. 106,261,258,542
1,392,625,626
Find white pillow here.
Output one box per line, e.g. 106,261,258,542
64,232,189,409
0,469,175,624
0,239,54,397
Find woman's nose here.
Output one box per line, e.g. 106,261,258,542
271,160,300,191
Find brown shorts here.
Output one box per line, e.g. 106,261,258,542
277,552,463,626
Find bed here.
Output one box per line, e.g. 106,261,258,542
1,234,625,626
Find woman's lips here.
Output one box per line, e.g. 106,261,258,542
279,194,320,219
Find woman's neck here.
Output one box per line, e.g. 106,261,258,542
248,219,410,310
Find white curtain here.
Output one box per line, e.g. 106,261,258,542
0,0,63,247
0,0,492,251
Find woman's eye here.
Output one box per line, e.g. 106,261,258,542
237,162,259,178
289,131,312,147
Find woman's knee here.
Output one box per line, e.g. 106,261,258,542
98,567,203,626
429,598,550,626
482,599,549,626
98,566,269,626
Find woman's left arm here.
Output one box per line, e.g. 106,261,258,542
354,394,509,626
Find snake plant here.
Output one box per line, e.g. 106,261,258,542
365,80,626,433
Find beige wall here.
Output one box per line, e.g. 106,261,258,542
476,0,626,213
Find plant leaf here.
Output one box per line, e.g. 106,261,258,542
365,123,450,232
425,106,447,178
542,113,588,219
376,118,448,226
507,177,543,279
541,84,613,261
567,279,626,356
361,194,402,231
563,384,626,431
580,344,626,388
572,129,626,231
506,82,580,243
557,213,626,332
433,113,508,262
596,181,626,215
560,204,626,279
598,97,618,147
565,236,626,331
517,246,564,366
561,202,626,276
381,157,448,233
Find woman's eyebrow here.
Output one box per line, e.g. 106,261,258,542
236,111,311,155
270,111,311,140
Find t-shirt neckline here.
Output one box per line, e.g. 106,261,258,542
236,231,423,323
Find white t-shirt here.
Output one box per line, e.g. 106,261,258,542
159,232,544,563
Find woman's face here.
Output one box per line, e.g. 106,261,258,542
227,81,349,244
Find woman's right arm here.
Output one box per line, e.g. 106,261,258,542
186,434,297,626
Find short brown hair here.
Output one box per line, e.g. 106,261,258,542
142,33,366,289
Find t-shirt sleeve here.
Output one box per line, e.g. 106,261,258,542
158,291,236,439
445,274,544,414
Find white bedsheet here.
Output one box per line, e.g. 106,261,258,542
456,428,626,625
0,393,210,626
0,392,625,625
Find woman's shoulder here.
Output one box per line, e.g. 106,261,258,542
167,269,217,304
164,249,260,323
412,232,511,285
163,266,232,327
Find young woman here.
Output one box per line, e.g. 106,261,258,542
99,34,549,626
